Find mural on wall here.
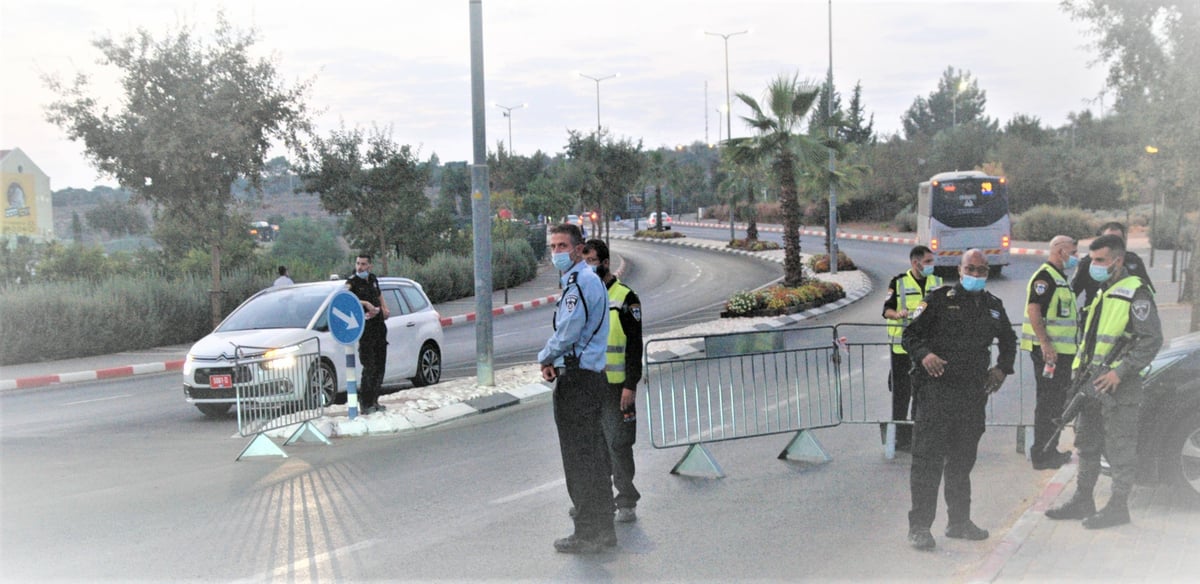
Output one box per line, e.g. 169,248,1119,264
2,173,37,235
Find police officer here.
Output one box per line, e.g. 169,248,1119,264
581,239,643,524
902,249,1016,551
1070,222,1154,315
538,224,613,553
1022,235,1080,469
1046,234,1162,529
882,245,942,450
347,254,389,414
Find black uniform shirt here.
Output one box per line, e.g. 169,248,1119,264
902,284,1017,386
347,273,387,335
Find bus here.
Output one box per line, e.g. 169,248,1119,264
917,170,1011,275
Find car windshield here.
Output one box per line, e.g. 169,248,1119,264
216,286,333,332
1141,350,1189,383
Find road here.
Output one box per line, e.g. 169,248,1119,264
1,226,1065,582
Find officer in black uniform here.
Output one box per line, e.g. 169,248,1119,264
347,253,389,414
1070,222,1154,312
902,249,1017,551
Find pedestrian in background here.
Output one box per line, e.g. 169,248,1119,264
1046,234,1162,529
538,224,613,553
882,245,942,450
1021,235,1080,470
273,265,293,287
347,254,388,415
582,238,643,524
902,249,1016,551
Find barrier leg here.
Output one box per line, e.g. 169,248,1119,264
670,444,725,478
284,421,332,446
1019,425,1035,460
237,433,288,461
778,430,832,464
883,423,897,460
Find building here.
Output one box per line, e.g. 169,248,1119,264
1,148,54,243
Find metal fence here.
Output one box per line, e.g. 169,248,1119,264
644,324,1041,476
232,337,332,460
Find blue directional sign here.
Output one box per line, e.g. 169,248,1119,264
327,290,365,345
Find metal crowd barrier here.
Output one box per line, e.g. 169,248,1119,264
643,326,841,476
643,323,1042,476
232,337,332,460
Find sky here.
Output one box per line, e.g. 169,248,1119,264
1,0,1110,190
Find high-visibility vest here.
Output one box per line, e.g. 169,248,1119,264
1073,275,1143,372
887,271,943,354
1020,263,1078,354
605,280,633,384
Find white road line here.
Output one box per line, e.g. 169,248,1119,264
231,539,379,584
64,394,132,406
489,478,566,505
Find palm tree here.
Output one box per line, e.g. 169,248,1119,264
728,73,828,286
717,154,766,242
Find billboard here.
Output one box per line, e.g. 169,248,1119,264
1,173,37,236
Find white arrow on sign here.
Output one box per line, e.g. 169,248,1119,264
332,306,360,330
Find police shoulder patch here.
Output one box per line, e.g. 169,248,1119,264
911,302,927,319
886,288,895,300
990,309,1001,320
1033,280,1048,296
630,305,642,322
1132,299,1152,321
564,294,579,312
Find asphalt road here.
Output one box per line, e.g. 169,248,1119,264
0,227,1063,582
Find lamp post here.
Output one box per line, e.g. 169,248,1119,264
952,79,967,127
494,103,525,154
579,73,617,132
1146,145,1159,267
705,30,747,144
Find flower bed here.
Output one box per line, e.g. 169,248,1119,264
727,238,781,251
721,281,845,318
807,251,857,273
635,230,686,239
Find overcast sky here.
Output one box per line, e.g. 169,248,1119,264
2,0,1108,190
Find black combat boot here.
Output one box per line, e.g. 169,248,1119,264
1045,491,1095,520
1082,493,1130,529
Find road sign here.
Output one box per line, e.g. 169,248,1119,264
327,290,365,345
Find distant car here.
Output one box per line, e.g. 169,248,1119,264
181,278,444,417
647,212,672,230
1117,332,1200,500
565,214,587,238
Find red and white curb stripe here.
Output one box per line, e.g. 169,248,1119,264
438,294,560,327
673,221,1050,256
1,360,186,391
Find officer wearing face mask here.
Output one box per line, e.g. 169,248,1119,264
882,245,943,450
1021,235,1080,470
901,249,1017,551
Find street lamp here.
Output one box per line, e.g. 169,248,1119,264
705,29,748,143
494,103,525,154
952,79,968,127
579,73,617,132
1146,144,1160,267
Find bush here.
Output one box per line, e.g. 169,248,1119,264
635,229,686,239
1013,206,1095,242
1150,216,1195,251
893,209,917,232
727,238,781,251
807,251,857,273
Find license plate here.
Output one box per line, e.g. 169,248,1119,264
210,374,233,389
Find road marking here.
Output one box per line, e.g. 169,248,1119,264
489,478,565,505
231,539,379,584
64,394,132,406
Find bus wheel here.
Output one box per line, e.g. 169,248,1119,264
989,265,1003,277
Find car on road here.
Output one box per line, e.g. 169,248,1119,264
1123,331,1200,500
182,278,444,417
646,211,672,229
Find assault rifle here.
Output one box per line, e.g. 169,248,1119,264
1042,338,1131,454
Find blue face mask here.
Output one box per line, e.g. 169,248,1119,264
961,274,987,292
355,271,369,279
1089,263,1112,283
1065,255,1079,270
921,264,935,277
552,252,574,271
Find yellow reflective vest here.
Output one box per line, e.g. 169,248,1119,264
1020,263,1078,354
887,271,943,354
605,281,633,384
1073,275,1143,372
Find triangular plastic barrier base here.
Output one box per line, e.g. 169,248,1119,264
284,421,332,446
670,444,725,478
883,422,897,460
778,430,832,464
236,433,288,461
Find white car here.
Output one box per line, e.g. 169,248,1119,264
182,278,444,417
647,212,672,229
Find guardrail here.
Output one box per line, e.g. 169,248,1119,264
232,337,332,460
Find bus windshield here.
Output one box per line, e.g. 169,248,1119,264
931,177,1008,228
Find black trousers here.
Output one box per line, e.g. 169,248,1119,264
909,379,987,530
889,352,915,445
553,368,615,541
1029,350,1073,460
600,383,640,510
358,331,387,408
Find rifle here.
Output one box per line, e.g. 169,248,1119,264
1042,338,1131,454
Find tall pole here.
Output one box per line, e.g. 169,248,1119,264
827,0,838,275
705,30,747,144
579,73,616,132
494,103,525,154
704,80,709,146
469,0,493,386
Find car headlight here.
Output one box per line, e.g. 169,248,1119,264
260,345,300,371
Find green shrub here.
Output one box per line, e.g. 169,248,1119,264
893,209,917,232
1013,206,1095,241
807,251,858,273
635,229,686,239
728,238,781,251
1150,217,1195,250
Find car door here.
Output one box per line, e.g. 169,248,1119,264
382,286,419,382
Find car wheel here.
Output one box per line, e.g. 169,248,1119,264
1165,410,1200,501
306,359,338,408
196,403,231,418
411,342,441,387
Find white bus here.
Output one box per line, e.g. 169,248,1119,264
917,170,1011,275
